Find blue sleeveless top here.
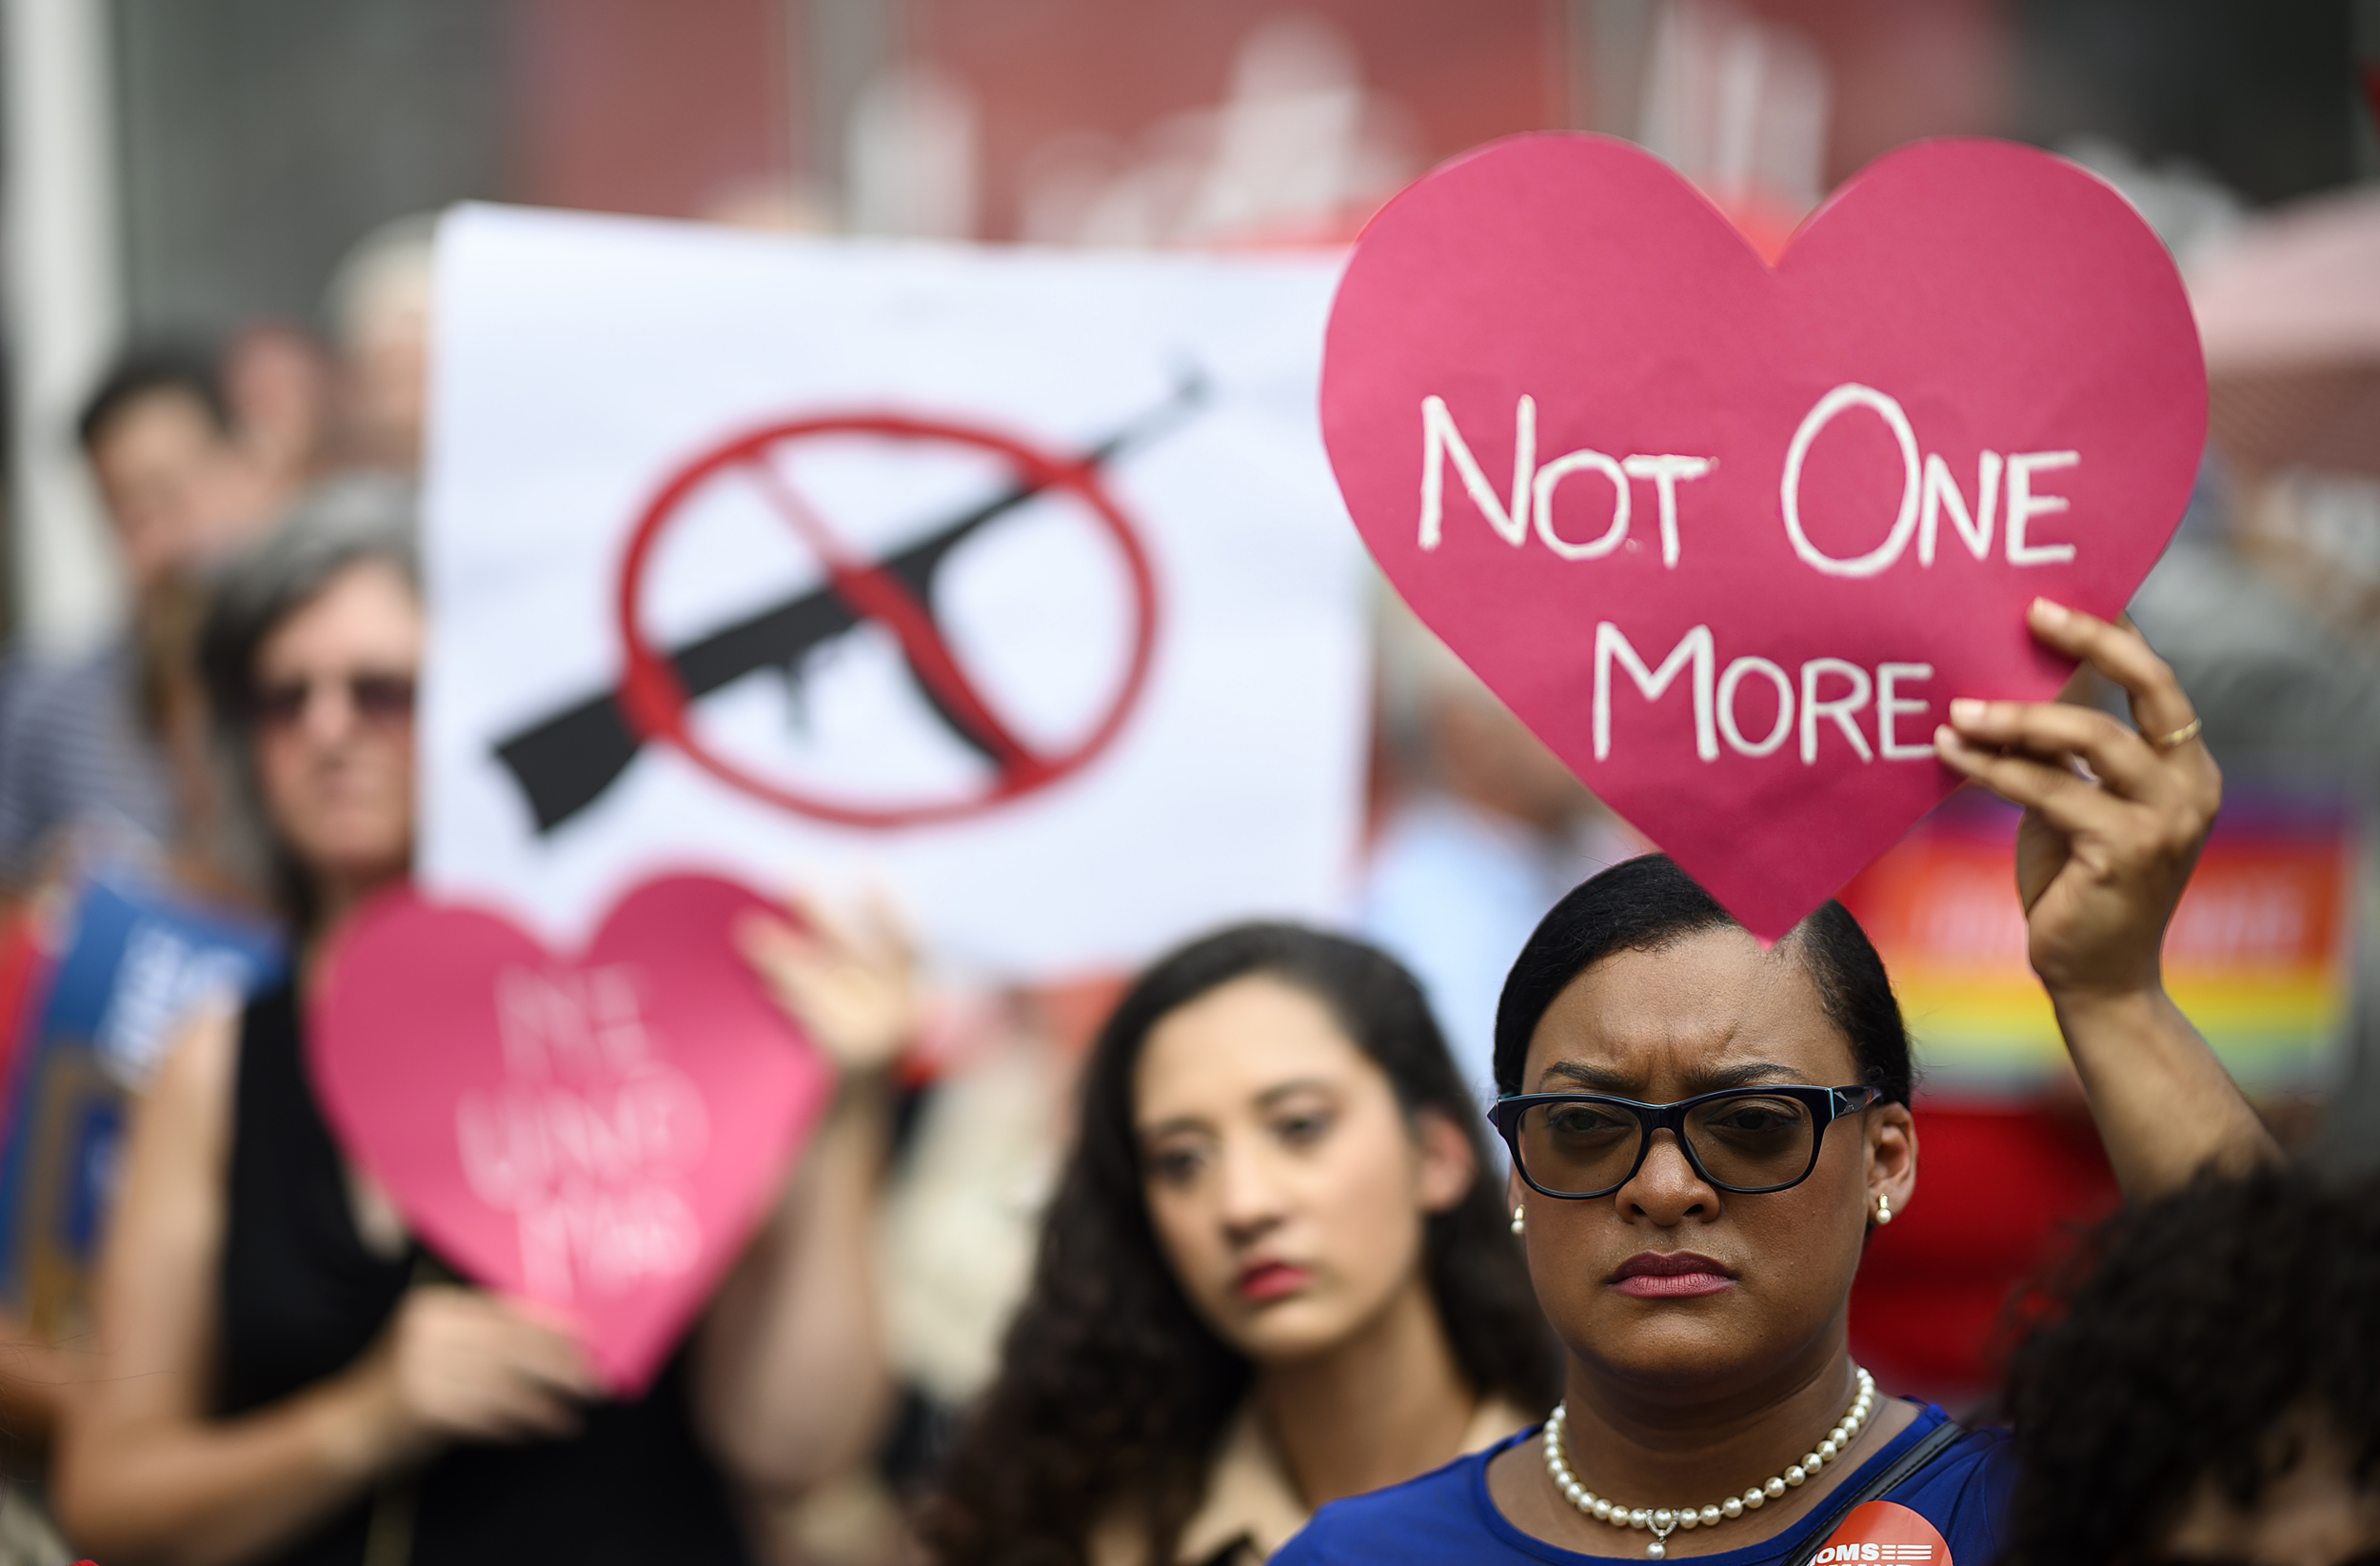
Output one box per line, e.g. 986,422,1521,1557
1271,1403,2012,1566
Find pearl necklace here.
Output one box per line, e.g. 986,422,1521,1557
1540,1367,1876,1558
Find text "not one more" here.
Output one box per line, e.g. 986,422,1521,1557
1419,382,2083,578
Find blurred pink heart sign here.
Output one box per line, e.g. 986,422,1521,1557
1322,135,2206,941
310,875,831,1396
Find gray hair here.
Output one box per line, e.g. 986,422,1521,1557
199,474,418,721
321,211,439,351
197,473,420,927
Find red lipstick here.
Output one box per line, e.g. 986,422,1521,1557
1237,1260,1312,1303
1608,1251,1735,1299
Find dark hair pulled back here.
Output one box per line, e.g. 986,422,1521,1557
1492,854,1912,1104
922,922,1556,1566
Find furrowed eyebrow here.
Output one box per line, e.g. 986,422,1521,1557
1532,1060,1816,1095
1537,1061,1634,1093
1686,1061,1815,1092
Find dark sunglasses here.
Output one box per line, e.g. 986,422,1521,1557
1489,1084,1885,1199
250,671,416,730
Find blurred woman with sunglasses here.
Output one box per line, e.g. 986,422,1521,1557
924,923,1557,1566
1274,601,2276,1566
54,479,892,1565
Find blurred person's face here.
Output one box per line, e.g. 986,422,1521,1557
1135,976,1474,1366
88,388,263,593
339,292,429,474
1509,928,1914,1403
2154,1417,2380,1566
249,560,419,905
224,325,329,494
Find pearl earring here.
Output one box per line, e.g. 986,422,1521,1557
1511,1205,1526,1237
1874,1194,1894,1226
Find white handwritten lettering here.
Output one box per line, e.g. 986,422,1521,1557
463,964,707,1302
2005,449,2080,565
1595,623,1716,763
1419,394,1534,548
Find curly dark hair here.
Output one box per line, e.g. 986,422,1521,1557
1492,854,1914,1104
919,922,1558,1566
1996,1161,2380,1565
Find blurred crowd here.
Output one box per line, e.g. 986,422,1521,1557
0,215,435,902
0,6,2370,1565
0,175,2362,1566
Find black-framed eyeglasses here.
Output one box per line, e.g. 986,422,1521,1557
1489,1085,1885,1199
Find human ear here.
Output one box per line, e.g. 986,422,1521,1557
1411,1107,1479,1215
1863,1101,1917,1224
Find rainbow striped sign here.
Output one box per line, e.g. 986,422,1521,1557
1839,787,2353,1093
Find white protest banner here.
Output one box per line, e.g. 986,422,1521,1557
423,205,1365,975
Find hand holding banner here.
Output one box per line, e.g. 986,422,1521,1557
1321,135,2207,939
309,876,832,1394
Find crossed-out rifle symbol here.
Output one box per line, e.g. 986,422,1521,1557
494,376,1205,833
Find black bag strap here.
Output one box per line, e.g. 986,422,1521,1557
1777,1418,1969,1566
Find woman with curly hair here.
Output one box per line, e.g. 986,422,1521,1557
1271,601,2277,1565
922,922,1560,1566
1998,1163,2380,1566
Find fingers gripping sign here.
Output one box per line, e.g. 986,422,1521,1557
1934,599,2221,1001
734,890,920,1080
1315,104,2264,1213
1319,133,2208,941
372,1284,602,1456
1932,600,2271,1192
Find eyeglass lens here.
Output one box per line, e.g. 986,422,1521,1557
1516,1094,1818,1196
254,672,417,728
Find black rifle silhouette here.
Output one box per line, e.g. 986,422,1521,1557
493,376,1206,834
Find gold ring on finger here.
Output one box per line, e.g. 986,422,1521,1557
2151,717,2203,752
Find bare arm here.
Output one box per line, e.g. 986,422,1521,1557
697,900,903,1497
54,1011,397,1564
1936,599,2277,1197
53,1013,597,1566
695,1083,893,1496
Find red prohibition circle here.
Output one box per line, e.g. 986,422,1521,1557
614,412,1160,829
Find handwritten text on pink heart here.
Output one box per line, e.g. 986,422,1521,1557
1323,135,2206,939
310,876,832,1395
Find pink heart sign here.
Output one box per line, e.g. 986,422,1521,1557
310,875,832,1395
1322,135,2206,940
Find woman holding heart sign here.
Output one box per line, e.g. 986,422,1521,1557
54,482,896,1566
1270,599,2275,1566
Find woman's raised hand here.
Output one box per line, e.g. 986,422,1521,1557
1932,598,2271,1192
364,1284,599,1457
1933,599,2221,1004
736,892,919,1079
703,893,903,1497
